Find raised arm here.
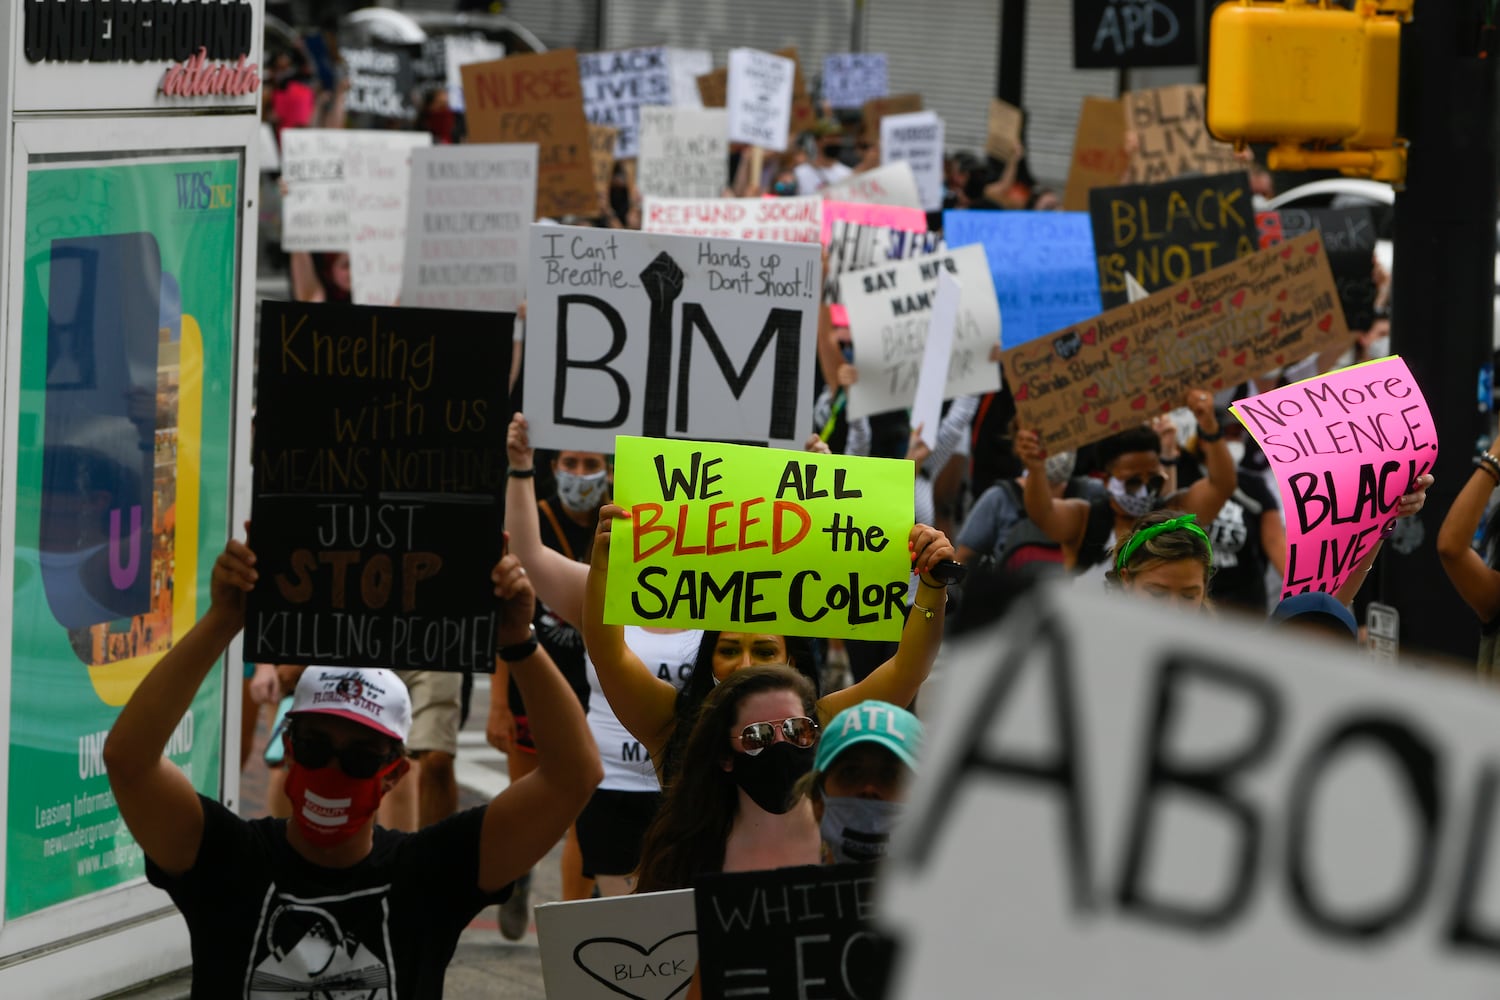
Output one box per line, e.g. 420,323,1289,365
822,525,953,718
1015,429,1088,549
290,252,326,303
479,553,603,894
1438,458,1500,621
505,412,588,626
1336,474,1434,606
104,540,257,876
1179,390,1237,524
581,504,681,755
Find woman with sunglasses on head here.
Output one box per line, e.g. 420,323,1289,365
1015,388,1238,579
1107,509,1218,612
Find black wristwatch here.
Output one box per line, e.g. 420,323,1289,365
1197,425,1224,443
507,468,536,479
498,626,539,662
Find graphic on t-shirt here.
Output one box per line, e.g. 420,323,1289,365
1209,498,1249,570
246,887,394,998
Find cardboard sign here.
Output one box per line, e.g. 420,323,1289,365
399,144,537,313
881,111,945,213
525,224,819,453
862,93,923,143
823,52,889,110
943,210,1102,349
779,45,819,139
642,196,822,244
281,129,431,253
1232,358,1436,602
346,141,418,307
726,48,796,151
1001,230,1348,453
462,50,596,220
823,205,942,326
696,67,728,109
1125,84,1243,184
443,35,505,114
1074,0,1199,68
344,45,415,120
578,46,674,160
588,124,618,202
695,865,893,1000
986,98,1024,163
670,48,713,107
821,162,924,210
912,272,962,449
1063,97,1129,212
1090,171,1256,309
842,245,1002,420
882,579,1500,997
1260,207,1379,331
536,890,698,1000
637,107,730,199
247,301,510,670
606,438,915,640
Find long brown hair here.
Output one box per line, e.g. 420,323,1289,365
635,665,817,894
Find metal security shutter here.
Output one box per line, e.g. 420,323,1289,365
497,0,602,51
863,0,1000,153
1023,0,1119,187
601,0,853,90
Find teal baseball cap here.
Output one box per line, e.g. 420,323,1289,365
815,701,923,774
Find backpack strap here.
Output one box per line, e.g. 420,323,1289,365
1077,496,1116,571
537,499,577,562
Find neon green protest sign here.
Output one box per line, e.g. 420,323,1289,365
606,437,916,640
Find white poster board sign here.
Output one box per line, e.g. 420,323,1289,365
281,129,431,253
881,111,945,213
526,224,819,452
842,244,1001,419
537,890,698,999
399,144,538,312
822,162,924,210
670,49,714,108
445,35,506,114
578,46,674,159
822,53,889,110
642,196,821,244
346,141,419,306
638,107,730,199
726,48,795,152
911,271,961,449
882,581,1500,998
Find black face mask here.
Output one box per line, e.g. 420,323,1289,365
731,742,815,814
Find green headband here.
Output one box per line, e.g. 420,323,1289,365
1115,514,1214,573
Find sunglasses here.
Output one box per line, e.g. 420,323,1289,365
1119,474,1167,496
288,726,399,779
731,716,820,756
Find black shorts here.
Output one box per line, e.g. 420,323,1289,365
574,788,662,878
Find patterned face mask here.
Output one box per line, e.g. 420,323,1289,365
1044,450,1077,486
1106,475,1164,519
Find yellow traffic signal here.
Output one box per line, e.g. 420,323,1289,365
1207,0,1414,184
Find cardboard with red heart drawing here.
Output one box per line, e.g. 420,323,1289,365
1001,230,1347,454
536,889,697,999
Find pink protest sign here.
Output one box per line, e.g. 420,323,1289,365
820,200,928,244
822,201,939,326
1231,357,1437,602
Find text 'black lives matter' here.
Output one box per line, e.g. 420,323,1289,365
247,301,512,671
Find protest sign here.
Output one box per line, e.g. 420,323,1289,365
670,48,713,107
912,272,962,449
1001,231,1348,453
696,67,728,108
1125,83,1243,183
588,124,617,202
943,210,1102,349
1074,0,1198,68
821,200,929,245
282,129,431,253
726,48,796,151
536,889,697,1000
1090,171,1256,309
862,93,923,143
606,437,915,640
1232,358,1435,602
260,122,280,172
443,35,505,114
821,161,924,210
1063,96,1129,212
1125,270,1151,302
882,578,1500,998
346,141,418,307
462,50,596,219
1260,207,1379,331
247,301,510,670
881,111,945,213
525,224,819,453
399,144,537,313
696,865,893,1000
778,45,819,138
986,98,1024,163
823,52,889,110
823,204,942,325
642,195,821,243
842,245,1002,420
344,45,415,121
637,107,729,199
578,46,674,160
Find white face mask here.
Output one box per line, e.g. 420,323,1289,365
556,469,608,514
1227,440,1247,467
1107,476,1160,519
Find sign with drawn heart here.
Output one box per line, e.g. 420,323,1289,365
536,889,698,1000
1001,230,1347,453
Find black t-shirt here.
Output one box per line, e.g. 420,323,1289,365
146,796,507,999
1206,473,1281,613
511,496,596,714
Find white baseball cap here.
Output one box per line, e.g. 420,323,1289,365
287,667,412,743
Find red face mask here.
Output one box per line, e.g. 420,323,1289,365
284,756,402,847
